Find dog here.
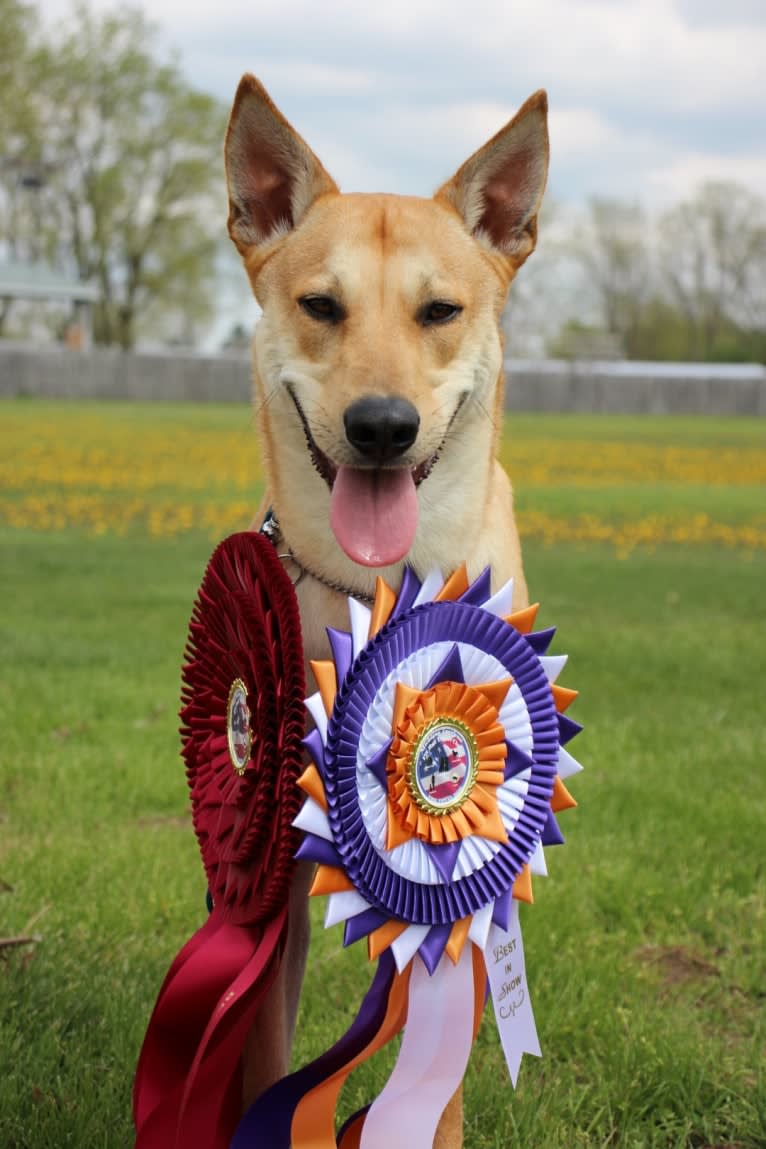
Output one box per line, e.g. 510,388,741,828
224,74,549,1148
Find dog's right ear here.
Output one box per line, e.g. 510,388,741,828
225,75,338,255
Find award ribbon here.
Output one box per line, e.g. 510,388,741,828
233,564,582,1146
133,532,306,1149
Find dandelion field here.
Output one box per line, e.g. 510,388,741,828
1,401,765,553
0,398,764,1149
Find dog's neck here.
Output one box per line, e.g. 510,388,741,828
260,508,376,605
260,456,523,618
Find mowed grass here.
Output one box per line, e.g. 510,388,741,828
0,400,765,1148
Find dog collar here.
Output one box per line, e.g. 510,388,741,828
260,507,376,606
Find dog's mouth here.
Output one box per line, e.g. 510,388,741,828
288,388,463,569
295,412,440,491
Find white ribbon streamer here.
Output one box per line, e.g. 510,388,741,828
304,692,328,743
324,890,371,928
480,577,515,618
292,798,333,841
540,654,568,683
412,567,445,606
467,901,493,950
557,745,583,779
361,946,476,1149
348,597,372,658
529,841,548,876
484,904,541,1086
390,923,431,974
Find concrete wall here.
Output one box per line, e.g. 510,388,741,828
503,359,766,416
0,343,251,403
1,342,765,415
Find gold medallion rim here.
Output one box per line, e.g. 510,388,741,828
226,677,252,777
406,716,479,816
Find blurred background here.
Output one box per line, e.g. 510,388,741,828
1,0,764,361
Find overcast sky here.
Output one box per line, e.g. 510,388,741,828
46,0,766,207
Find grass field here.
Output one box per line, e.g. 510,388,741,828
1,400,764,1148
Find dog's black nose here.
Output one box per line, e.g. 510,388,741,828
343,396,420,463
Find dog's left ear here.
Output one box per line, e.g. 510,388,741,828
225,74,339,255
435,91,549,268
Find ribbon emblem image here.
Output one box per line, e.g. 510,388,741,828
234,563,582,1148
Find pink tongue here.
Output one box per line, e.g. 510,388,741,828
330,466,419,567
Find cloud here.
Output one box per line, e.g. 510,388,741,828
261,62,376,95
647,151,766,203
674,0,765,27
548,107,618,161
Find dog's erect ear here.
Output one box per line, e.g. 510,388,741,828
225,75,338,253
435,91,549,266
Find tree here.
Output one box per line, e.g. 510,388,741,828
658,181,766,361
0,0,42,331
0,0,37,159
501,199,586,358
569,198,652,357
1,2,227,348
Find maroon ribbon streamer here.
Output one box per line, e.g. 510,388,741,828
133,907,287,1149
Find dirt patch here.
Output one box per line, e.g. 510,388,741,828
633,944,720,986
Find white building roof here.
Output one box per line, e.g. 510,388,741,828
0,260,99,304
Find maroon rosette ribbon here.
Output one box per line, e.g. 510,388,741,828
133,532,305,1149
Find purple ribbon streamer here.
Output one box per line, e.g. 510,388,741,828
504,740,535,780
231,952,396,1149
425,643,465,690
492,888,513,930
390,567,421,619
525,627,556,655
294,834,342,868
303,728,327,775
541,809,565,847
558,713,583,745
424,840,462,884
418,923,453,974
366,739,393,789
457,567,492,606
327,627,354,685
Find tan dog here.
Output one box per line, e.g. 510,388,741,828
225,75,549,1148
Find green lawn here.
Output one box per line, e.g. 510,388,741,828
0,404,764,1148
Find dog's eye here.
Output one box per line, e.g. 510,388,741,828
419,300,463,326
299,295,344,323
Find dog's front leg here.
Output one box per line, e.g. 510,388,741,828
241,860,314,1109
435,1089,464,1149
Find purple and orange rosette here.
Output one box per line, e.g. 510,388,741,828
233,564,582,1148
133,532,305,1149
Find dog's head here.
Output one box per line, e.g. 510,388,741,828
225,76,548,581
